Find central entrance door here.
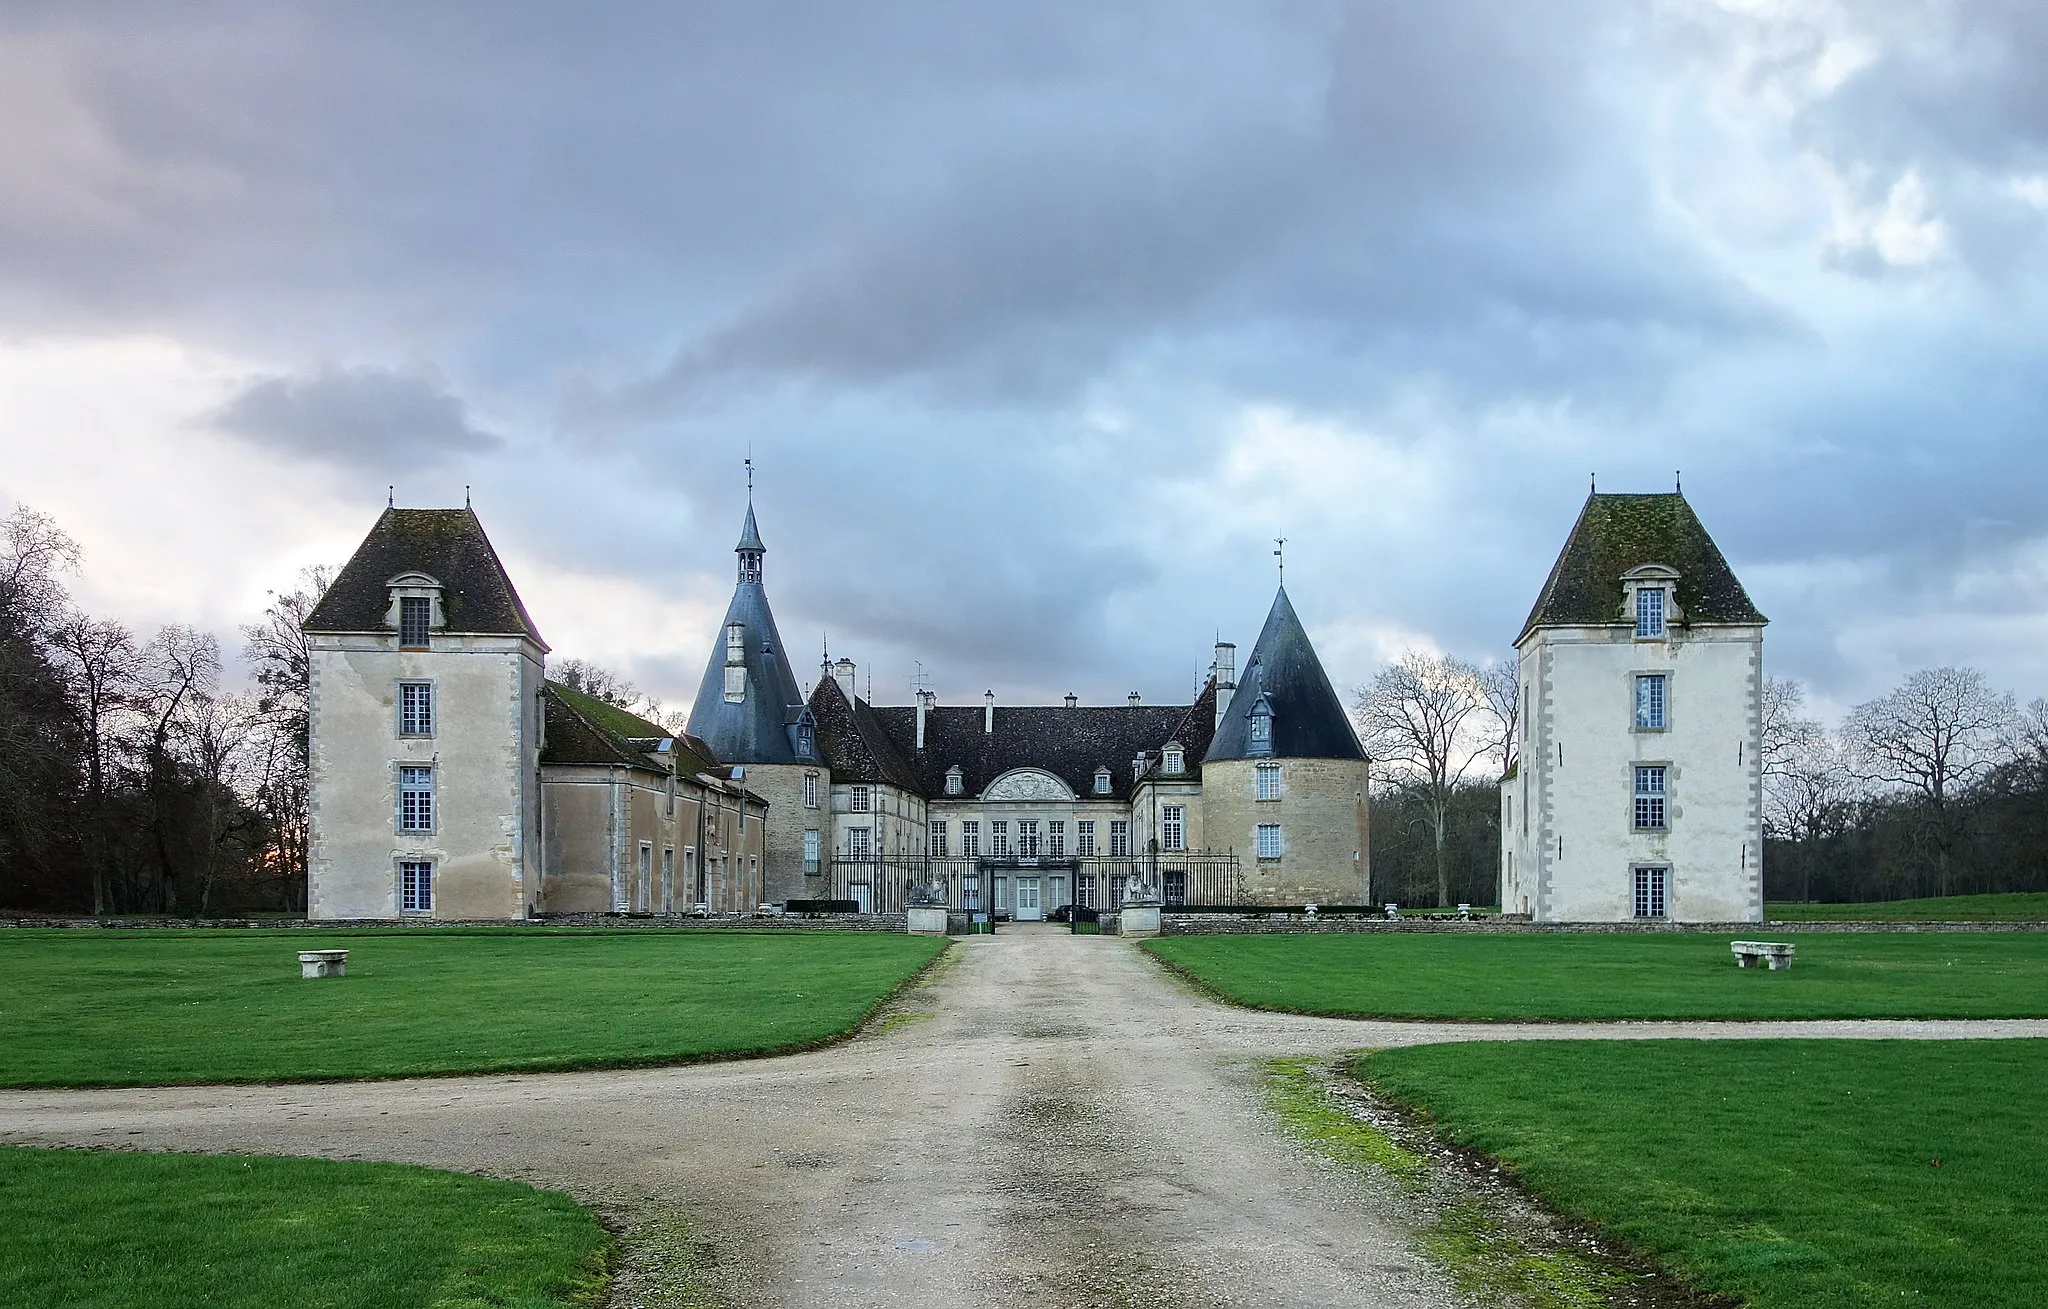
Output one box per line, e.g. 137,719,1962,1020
1014,877,1042,921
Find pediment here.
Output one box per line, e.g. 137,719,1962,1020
981,768,1075,803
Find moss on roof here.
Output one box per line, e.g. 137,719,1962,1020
302,508,545,645
550,682,665,740
543,682,723,777
1518,493,1765,643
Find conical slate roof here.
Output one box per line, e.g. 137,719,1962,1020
1518,493,1765,644
1204,587,1364,763
736,502,765,553
685,508,807,764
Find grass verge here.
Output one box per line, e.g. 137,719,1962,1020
1358,1039,2048,1309
1768,892,2048,921
0,1146,610,1309
1145,931,2048,1020
0,928,946,1087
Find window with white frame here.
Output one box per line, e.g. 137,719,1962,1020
961,820,980,857
962,874,981,910
399,765,435,832
1633,865,1668,918
1161,805,1185,852
802,828,820,874
848,827,871,859
1636,587,1666,639
803,772,818,808
400,859,433,912
990,820,1010,856
1634,765,1667,830
399,681,434,736
945,766,964,796
1047,820,1065,858
1076,819,1096,856
1256,823,1283,859
930,820,949,857
1163,745,1184,774
1635,674,1668,730
1017,820,1039,857
663,847,674,899
1109,820,1130,858
399,596,431,648
850,784,871,813
723,623,747,702
1076,874,1096,908
1255,762,1280,801
1094,767,1111,795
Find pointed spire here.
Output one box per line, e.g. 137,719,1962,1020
1204,585,1363,763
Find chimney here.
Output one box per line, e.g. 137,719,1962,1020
1064,692,1078,709
1214,640,1237,728
1128,691,1141,706
832,657,857,703
916,690,933,749
984,689,995,735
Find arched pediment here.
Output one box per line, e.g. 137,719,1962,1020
981,767,1076,803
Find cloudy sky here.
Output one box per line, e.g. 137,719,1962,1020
3,0,2045,721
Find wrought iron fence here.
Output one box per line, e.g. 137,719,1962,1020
822,852,1242,915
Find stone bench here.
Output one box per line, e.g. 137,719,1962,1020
1731,940,1795,971
298,949,349,979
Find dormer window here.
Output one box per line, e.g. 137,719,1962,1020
1163,744,1184,775
795,720,814,759
386,573,444,649
1636,587,1666,639
723,623,746,703
1094,767,1112,795
399,597,430,648
1246,691,1275,758
945,766,964,796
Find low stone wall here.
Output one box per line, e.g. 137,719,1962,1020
1159,915,2048,935
2,913,910,932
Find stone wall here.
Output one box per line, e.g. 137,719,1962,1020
1200,757,1369,905
745,762,826,905
1157,915,2048,934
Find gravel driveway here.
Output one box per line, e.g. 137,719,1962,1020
5,927,2044,1308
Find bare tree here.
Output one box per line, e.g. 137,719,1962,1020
2007,697,2048,793
1760,676,1827,779
555,657,641,709
241,565,334,908
0,506,85,900
47,614,140,913
0,505,81,616
136,626,223,912
1480,662,1519,776
1842,667,2016,897
1354,652,1493,907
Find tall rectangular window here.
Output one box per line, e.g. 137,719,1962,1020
1047,820,1065,858
848,827,871,859
399,681,434,736
929,820,949,858
802,828,820,873
1076,820,1096,857
1634,765,1667,830
1636,587,1666,638
1109,820,1130,858
1633,865,1668,918
1017,821,1040,857
1161,805,1185,852
399,596,431,648
1256,823,1282,859
962,821,980,857
850,785,871,813
1635,674,1668,730
803,773,818,808
399,765,434,832
400,859,433,913
663,847,675,902
990,820,1010,857
1076,874,1096,909
1255,762,1281,801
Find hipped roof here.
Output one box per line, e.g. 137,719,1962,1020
1518,492,1765,643
302,507,545,646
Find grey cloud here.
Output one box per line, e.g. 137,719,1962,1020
209,367,500,469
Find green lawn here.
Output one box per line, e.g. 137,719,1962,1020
1144,931,2048,1020
1358,1040,2048,1309
0,1147,609,1309
1769,893,2048,921
0,929,945,1087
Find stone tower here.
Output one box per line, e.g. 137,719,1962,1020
1202,587,1370,905
685,501,822,903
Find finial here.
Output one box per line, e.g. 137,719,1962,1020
1590,472,1597,494
387,485,394,509
1273,536,1287,586
1675,469,1682,493
465,485,471,508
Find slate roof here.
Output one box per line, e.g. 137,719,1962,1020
808,676,925,791
1205,587,1365,763
1518,493,1766,643
543,682,724,777
302,508,546,647
869,695,1206,802
685,508,808,764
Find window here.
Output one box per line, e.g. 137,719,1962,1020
802,828,820,874
1635,674,1668,730
1017,821,1039,857
1109,819,1130,858
400,859,433,913
399,681,434,736
399,596,430,648
850,785,871,813
1094,767,1111,795
849,827,871,859
1076,819,1096,857
399,765,434,832
1047,820,1065,858
946,766,964,796
662,847,675,901
962,874,981,910
1163,746,1184,774
638,843,653,909
1255,762,1280,801
1076,874,1096,909
1636,587,1666,639
1161,805,1185,852
1256,823,1282,859
803,772,818,808
1633,865,1668,918
1634,765,1667,830
962,821,980,857
796,721,814,758
991,820,1010,857
723,623,746,702
930,820,949,858
1163,870,1186,904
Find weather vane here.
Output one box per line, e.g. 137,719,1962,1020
1273,536,1287,585
745,452,754,500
